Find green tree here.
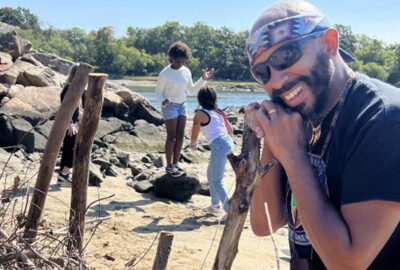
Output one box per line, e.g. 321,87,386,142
0,7,40,30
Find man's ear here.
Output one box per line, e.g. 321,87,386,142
323,28,340,58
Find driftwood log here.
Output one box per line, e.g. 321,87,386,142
212,114,277,270
152,232,174,270
23,63,94,241
67,73,107,255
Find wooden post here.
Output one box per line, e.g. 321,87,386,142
23,63,93,241
152,232,174,270
67,73,107,256
212,115,277,270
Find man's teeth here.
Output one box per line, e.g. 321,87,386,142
283,85,302,101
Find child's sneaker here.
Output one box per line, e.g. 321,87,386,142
219,213,229,223
57,173,72,187
166,165,184,177
203,204,223,215
172,163,186,174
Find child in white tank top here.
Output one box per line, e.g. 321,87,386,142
190,87,234,222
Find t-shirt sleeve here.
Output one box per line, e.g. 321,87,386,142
341,119,400,205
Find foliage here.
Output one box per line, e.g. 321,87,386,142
1,7,399,84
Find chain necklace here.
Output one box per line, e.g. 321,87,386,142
308,72,355,146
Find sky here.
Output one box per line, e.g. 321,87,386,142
1,0,399,44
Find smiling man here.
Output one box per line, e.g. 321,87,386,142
246,1,400,270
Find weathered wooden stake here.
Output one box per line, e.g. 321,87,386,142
212,115,277,270
23,63,93,241
152,232,174,270
67,73,107,255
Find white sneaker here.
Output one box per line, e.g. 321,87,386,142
281,247,291,257
203,204,223,215
219,213,228,223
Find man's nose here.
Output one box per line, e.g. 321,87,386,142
264,68,288,94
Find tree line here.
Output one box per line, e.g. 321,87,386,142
1,7,399,85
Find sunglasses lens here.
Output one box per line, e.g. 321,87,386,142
269,43,302,70
251,63,271,84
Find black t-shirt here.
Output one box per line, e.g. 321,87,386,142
286,74,400,269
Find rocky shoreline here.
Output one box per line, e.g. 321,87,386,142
0,21,246,200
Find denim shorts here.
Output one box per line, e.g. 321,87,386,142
161,102,187,120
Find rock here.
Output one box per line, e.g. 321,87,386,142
0,147,22,171
0,65,19,85
0,52,13,72
14,59,65,87
233,129,243,135
102,91,129,119
113,129,165,153
9,118,34,153
0,22,32,59
141,156,152,164
133,180,153,193
103,134,116,144
152,156,164,168
35,120,54,138
89,163,103,186
227,115,238,125
129,163,142,176
25,51,75,75
92,158,111,170
116,90,163,126
0,86,60,125
153,173,201,202
198,182,210,196
96,117,125,139
117,152,129,168
33,131,48,152
109,157,120,166
0,115,14,149
134,172,150,181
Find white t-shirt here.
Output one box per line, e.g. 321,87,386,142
155,65,206,104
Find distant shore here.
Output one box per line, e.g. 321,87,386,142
109,78,264,92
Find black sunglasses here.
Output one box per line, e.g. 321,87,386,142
250,31,325,85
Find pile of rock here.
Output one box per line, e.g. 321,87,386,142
0,22,245,202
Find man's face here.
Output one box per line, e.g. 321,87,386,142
252,37,332,120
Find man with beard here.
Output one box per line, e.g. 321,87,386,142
246,1,400,269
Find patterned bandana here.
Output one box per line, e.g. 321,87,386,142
246,15,332,65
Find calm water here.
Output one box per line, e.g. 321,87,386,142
128,86,269,112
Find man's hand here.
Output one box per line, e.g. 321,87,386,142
162,99,170,107
67,122,78,136
202,68,214,80
245,102,265,138
249,100,307,164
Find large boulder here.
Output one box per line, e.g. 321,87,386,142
95,117,125,139
0,147,22,171
0,22,31,59
14,59,66,87
0,52,13,72
0,115,38,153
0,64,19,85
0,86,61,125
153,173,201,202
102,91,129,119
112,120,166,152
25,51,75,76
116,90,163,126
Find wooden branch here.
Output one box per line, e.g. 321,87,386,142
53,216,111,235
68,73,107,256
152,232,174,270
0,229,38,269
24,63,94,241
212,114,276,270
